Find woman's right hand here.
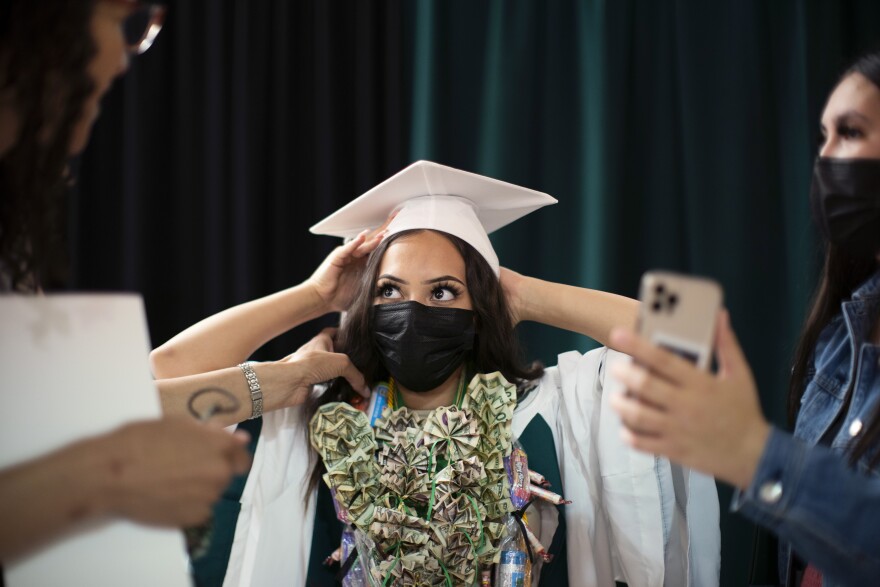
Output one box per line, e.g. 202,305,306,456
307,215,395,313
608,310,771,489
0,417,252,561
103,418,251,527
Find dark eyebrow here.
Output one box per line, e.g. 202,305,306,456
423,275,465,286
834,110,871,126
820,110,872,135
376,274,466,286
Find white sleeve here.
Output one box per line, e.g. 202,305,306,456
224,406,317,587
591,349,667,586
552,348,664,586
554,347,720,587
552,349,617,586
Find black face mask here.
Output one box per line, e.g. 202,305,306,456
810,157,880,256
372,301,476,393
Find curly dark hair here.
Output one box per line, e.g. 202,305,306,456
0,0,97,291
304,229,545,497
788,50,880,468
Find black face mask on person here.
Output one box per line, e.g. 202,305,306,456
372,301,476,393
810,157,880,256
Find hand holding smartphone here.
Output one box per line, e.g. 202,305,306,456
636,271,723,371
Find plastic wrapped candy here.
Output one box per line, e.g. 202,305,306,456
505,441,531,510
365,381,391,426
527,469,549,487
520,518,553,563
480,569,493,586
529,484,572,506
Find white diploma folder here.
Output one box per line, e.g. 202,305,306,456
0,294,191,587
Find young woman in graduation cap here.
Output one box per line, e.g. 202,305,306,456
152,161,721,587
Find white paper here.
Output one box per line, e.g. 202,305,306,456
0,294,191,587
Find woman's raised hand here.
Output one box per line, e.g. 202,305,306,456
608,310,771,489
499,267,639,347
307,214,396,313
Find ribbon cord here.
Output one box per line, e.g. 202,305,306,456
512,500,536,564
335,548,359,582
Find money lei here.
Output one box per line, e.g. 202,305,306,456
309,372,517,586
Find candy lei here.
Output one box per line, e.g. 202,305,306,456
309,372,518,586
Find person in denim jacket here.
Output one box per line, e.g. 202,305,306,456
608,50,880,587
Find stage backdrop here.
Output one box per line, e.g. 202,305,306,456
74,1,880,586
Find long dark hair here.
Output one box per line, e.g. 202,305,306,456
788,51,880,468
304,229,545,495
0,0,96,291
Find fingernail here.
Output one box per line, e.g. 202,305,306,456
361,385,372,398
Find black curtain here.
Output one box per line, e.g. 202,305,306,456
73,0,410,358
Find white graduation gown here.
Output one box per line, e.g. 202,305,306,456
223,347,721,587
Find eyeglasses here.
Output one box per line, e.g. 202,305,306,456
106,0,167,55
126,3,165,54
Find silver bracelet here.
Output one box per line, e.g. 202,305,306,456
238,362,263,419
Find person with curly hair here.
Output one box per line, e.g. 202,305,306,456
0,1,381,571
1,0,118,290
0,0,253,566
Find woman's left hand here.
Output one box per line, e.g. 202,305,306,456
261,327,369,411
608,310,771,489
499,267,527,324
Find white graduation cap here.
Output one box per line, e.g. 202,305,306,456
309,161,557,275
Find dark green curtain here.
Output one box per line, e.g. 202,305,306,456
404,1,880,585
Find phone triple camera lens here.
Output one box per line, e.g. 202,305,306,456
651,283,678,313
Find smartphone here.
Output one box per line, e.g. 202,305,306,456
637,271,723,371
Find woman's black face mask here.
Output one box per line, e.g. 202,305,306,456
371,301,475,393
810,157,880,256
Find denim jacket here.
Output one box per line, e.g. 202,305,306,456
731,268,880,586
